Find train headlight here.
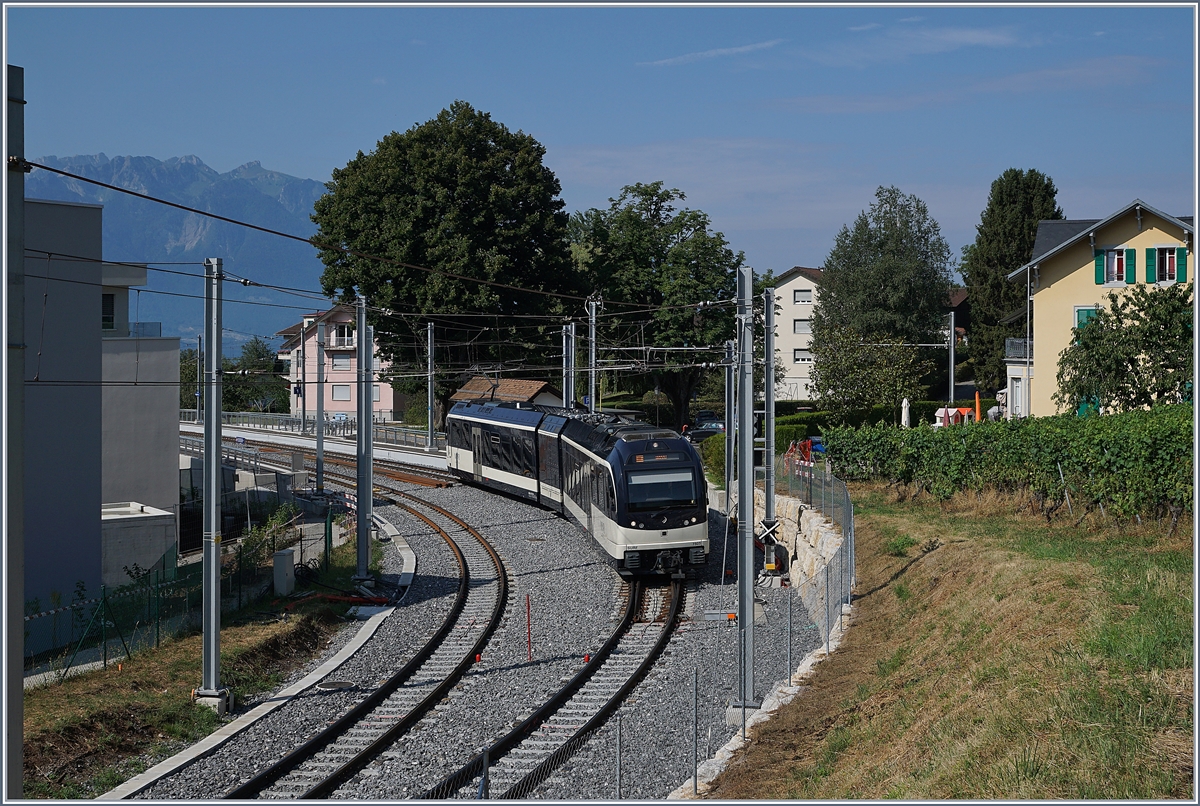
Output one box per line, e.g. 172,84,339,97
630,520,636,527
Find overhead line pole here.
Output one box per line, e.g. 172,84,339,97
763,287,777,555
300,320,306,432
426,321,434,451
354,296,371,581
588,299,598,413
568,321,577,409
736,266,758,714
198,257,228,710
316,322,325,494
724,339,735,515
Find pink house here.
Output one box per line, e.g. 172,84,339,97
276,305,397,421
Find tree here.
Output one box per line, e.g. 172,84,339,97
811,186,953,406
810,327,933,420
812,186,954,349
224,337,288,413
961,169,1064,394
311,101,580,426
569,183,741,427
179,347,200,409
1055,283,1193,414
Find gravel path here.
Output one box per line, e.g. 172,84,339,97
132,474,821,800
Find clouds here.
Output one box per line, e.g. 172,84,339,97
779,54,1164,115
641,38,784,67
800,24,1021,68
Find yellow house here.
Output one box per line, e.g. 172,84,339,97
1005,199,1193,418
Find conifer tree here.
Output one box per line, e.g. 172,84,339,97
961,169,1063,394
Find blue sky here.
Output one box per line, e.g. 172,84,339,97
5,3,1197,279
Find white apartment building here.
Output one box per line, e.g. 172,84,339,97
771,265,823,401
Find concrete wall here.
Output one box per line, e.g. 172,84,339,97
23,199,104,609
102,336,180,511
1029,210,1192,417
100,503,175,587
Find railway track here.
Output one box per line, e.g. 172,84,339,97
422,578,684,800
203,434,686,800
223,494,508,799
229,435,457,488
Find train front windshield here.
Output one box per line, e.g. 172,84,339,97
626,469,697,511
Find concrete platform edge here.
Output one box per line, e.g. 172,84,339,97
97,605,395,801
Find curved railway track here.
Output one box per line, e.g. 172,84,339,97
204,435,685,800
223,494,507,799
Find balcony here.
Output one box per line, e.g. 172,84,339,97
103,321,163,338
1005,338,1032,361
327,335,356,349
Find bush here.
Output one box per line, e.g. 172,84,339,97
403,400,428,427
823,404,1193,521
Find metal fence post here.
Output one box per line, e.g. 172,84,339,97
616,714,622,799
101,586,108,669
155,570,161,649
824,564,830,656
692,667,698,796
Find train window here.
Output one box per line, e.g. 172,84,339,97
626,470,697,512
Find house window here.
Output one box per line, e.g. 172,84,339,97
373,384,380,402
1148,247,1178,283
102,293,115,330
373,356,381,371
793,289,812,304
793,319,811,335
332,323,354,348
331,384,351,401
1075,307,1098,329
794,349,812,364
1106,250,1125,283
332,354,351,371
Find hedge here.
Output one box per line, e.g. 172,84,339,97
822,403,1193,522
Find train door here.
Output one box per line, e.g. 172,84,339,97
582,463,593,534
471,427,482,481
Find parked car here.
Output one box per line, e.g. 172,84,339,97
331,412,349,422
686,419,726,444
693,409,718,423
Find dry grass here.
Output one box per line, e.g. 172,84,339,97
22,611,340,798
706,483,1193,800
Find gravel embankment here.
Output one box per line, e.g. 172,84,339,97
134,474,822,800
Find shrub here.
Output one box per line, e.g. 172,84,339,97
823,404,1193,522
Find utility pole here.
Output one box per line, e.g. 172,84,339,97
198,257,229,711
7,64,27,798
426,321,434,452
299,320,306,432
948,310,956,409
196,335,202,423
736,265,758,714
567,321,577,409
316,322,325,494
354,296,371,581
587,299,598,413
724,339,735,515
763,287,777,567
561,324,568,408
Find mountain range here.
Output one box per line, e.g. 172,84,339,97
25,153,331,348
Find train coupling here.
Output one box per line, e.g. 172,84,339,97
652,549,684,575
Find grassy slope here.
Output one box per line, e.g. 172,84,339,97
21,535,379,799
707,484,1193,799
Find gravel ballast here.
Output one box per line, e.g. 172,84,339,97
132,472,824,800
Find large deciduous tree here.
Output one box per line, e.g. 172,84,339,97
311,101,580,425
570,183,741,427
961,168,1063,394
810,328,933,420
810,186,953,406
1054,283,1193,414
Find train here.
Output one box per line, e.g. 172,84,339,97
445,400,709,577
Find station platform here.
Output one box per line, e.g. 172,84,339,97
179,422,449,471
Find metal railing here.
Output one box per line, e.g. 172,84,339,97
775,445,856,654
180,435,261,473
1005,337,1033,360
179,410,446,450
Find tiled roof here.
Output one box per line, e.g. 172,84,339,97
1030,219,1099,263
773,265,823,287
450,376,561,403
947,288,969,308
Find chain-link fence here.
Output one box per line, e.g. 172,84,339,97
23,509,338,683
776,442,855,654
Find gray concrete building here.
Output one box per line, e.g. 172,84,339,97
23,198,104,611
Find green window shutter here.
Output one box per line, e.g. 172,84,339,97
1094,250,1105,284
1145,248,1157,283
1178,247,1188,284
1125,248,1136,284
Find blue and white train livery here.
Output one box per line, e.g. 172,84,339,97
445,400,709,576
